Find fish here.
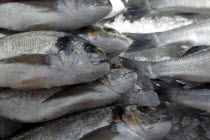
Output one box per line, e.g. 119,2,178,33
0,118,22,139
10,106,172,140
0,0,113,31
126,20,210,51
0,68,137,123
0,28,18,38
154,81,210,113
0,31,109,89
81,106,172,140
73,26,133,58
122,0,210,17
121,49,210,83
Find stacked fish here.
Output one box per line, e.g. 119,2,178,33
0,0,173,140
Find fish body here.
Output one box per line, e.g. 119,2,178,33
0,68,137,123
122,49,210,83
74,26,133,58
154,81,210,113
0,0,113,31
127,20,210,51
11,106,172,140
0,31,109,89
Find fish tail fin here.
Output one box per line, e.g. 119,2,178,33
121,57,154,78
124,33,157,52
152,80,179,102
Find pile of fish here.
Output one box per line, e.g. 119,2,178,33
2,0,210,140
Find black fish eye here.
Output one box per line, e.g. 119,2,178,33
84,44,99,53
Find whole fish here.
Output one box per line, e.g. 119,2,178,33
10,106,172,140
122,49,210,83
127,20,210,51
0,31,109,89
0,0,123,31
123,0,210,16
0,118,22,139
154,81,210,113
0,68,137,123
74,26,133,58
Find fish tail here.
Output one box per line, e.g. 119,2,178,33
152,80,179,102
124,33,157,52
121,57,154,78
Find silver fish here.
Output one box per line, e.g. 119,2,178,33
123,0,210,16
0,68,137,123
0,31,109,89
127,20,210,51
10,106,172,140
80,106,172,140
74,26,133,58
0,0,114,31
122,49,210,83
154,81,210,113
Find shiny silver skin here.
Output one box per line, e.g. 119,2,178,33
123,0,210,16
10,106,171,140
74,26,133,58
122,49,210,83
11,107,116,140
0,0,112,31
81,106,172,140
0,31,109,89
154,81,210,113
0,68,137,123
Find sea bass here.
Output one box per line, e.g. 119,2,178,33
74,26,133,58
122,49,210,83
127,20,210,51
0,0,116,31
0,31,109,89
154,81,210,113
80,106,172,140
0,68,137,123
10,106,172,140
123,0,210,16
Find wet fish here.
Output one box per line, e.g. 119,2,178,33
81,106,172,140
74,26,133,58
0,31,109,89
0,68,137,123
127,20,210,51
122,49,210,83
0,118,22,139
154,81,210,113
0,0,115,31
0,28,18,38
10,106,172,140
123,0,210,16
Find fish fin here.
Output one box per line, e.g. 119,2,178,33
124,33,157,52
0,54,50,66
182,46,209,56
152,80,179,102
120,57,154,78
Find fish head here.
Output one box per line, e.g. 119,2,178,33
121,105,172,140
58,35,110,82
101,68,137,94
76,26,133,58
65,0,112,29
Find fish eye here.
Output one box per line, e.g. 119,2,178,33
84,43,99,53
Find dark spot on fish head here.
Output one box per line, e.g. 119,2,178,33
56,36,75,55
104,68,137,94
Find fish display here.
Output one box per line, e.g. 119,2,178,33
0,0,114,31
122,49,210,83
0,31,110,89
0,68,137,123
74,26,133,58
10,106,172,140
